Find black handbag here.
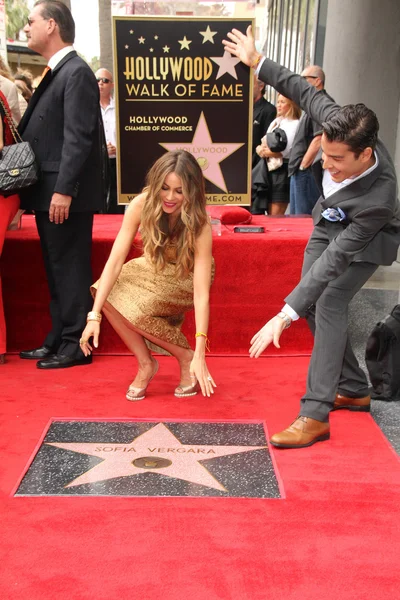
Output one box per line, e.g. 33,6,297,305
365,305,400,400
0,97,39,194
266,127,287,152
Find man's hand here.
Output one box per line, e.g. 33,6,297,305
223,25,259,68
249,316,287,358
49,193,72,224
107,142,116,156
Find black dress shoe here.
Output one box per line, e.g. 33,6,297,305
37,353,93,369
20,345,56,360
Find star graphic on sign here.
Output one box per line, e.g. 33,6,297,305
178,36,192,50
138,36,145,44
210,50,241,80
199,25,217,44
125,45,129,49
46,423,266,492
163,45,170,53
129,29,134,34
150,48,154,52
154,35,159,40
160,112,244,192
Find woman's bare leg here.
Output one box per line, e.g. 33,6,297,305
103,305,156,388
103,303,194,388
268,202,288,215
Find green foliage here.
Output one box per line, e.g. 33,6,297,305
6,0,30,41
90,56,101,73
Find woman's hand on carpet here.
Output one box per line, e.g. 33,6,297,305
79,321,100,356
249,317,286,357
190,356,216,397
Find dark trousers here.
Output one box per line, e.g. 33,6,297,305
299,243,378,422
35,211,94,357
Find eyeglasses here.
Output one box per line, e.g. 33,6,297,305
302,75,318,80
96,77,112,84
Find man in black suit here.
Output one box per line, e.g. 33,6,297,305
252,75,276,168
19,1,107,369
224,27,400,448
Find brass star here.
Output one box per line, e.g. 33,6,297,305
178,36,192,50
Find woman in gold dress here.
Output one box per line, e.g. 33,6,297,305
79,150,216,400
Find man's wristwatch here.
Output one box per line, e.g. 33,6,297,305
276,312,292,328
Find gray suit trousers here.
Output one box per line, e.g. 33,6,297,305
299,239,377,422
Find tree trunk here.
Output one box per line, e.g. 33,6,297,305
99,0,113,72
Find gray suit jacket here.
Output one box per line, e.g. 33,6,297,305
258,58,400,317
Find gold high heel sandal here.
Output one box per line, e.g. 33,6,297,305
174,382,199,398
126,359,159,401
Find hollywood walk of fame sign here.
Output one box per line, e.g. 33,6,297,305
14,421,282,498
113,17,253,205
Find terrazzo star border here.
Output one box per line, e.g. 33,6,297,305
12,419,285,499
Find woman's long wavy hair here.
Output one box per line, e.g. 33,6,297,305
141,150,208,278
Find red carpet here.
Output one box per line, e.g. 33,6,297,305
3,215,314,355
1,355,399,599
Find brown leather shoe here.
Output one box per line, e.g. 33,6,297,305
270,416,330,449
333,393,371,412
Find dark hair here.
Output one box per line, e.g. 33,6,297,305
322,104,379,156
35,0,75,44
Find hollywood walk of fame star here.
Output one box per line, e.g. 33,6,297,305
138,36,145,44
46,423,266,492
178,36,192,50
160,113,244,192
210,50,241,80
163,45,170,53
199,25,217,44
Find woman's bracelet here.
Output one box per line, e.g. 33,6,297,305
195,332,210,352
87,311,102,323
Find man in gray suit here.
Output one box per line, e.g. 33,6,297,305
224,27,400,448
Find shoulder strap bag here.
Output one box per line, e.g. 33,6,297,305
0,96,39,194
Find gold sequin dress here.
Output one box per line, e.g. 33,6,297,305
92,244,214,355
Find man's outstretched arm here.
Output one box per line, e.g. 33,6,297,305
223,26,339,127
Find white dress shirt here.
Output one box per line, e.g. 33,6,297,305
100,97,116,158
48,46,75,70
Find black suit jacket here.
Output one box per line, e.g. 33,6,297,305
258,58,400,317
19,51,107,212
252,97,276,167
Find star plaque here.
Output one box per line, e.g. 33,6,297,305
15,421,282,498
